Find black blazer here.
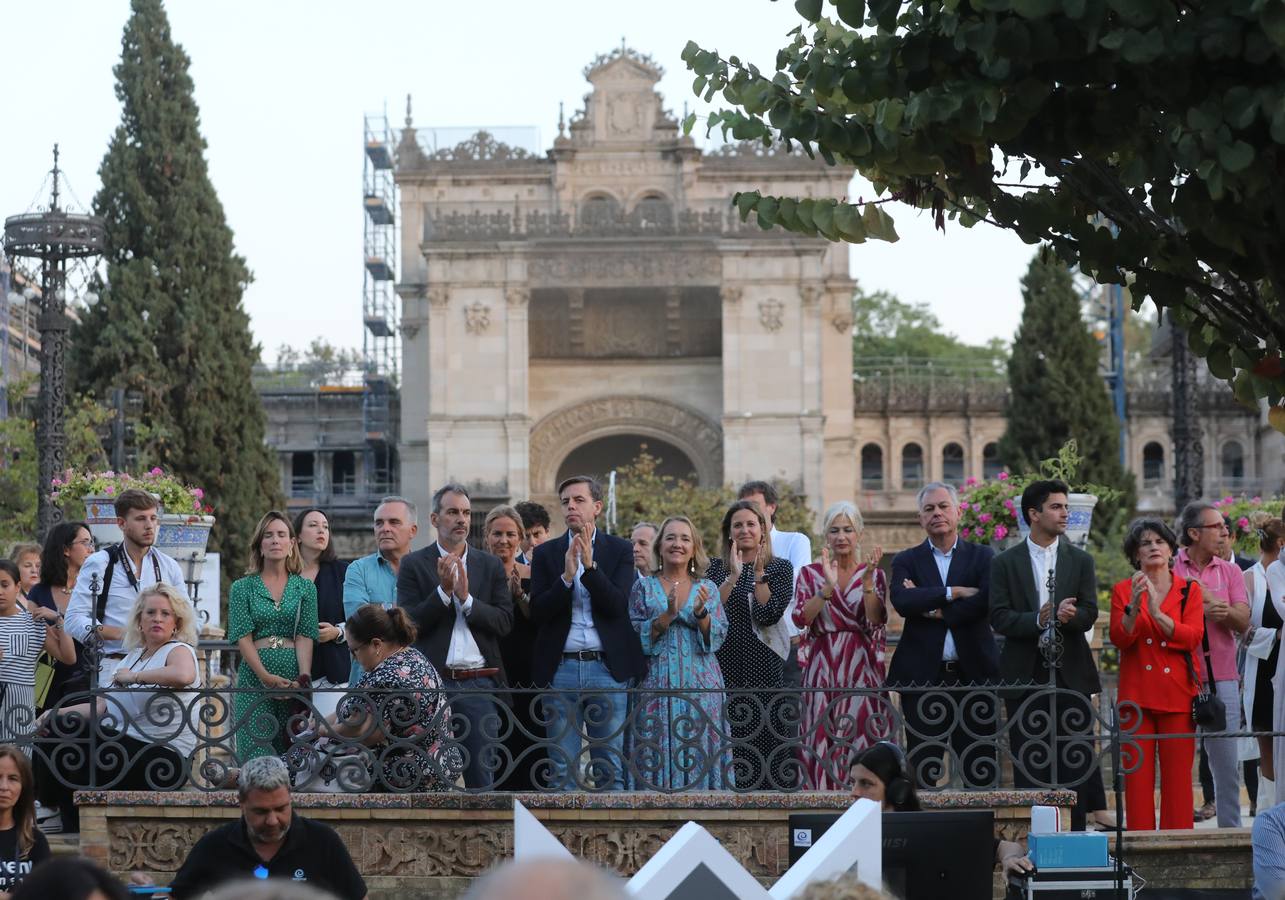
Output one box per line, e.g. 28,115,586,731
887,538,999,687
989,539,1101,695
311,559,351,684
396,544,513,682
529,529,645,686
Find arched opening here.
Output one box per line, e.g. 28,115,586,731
901,442,924,491
1142,441,1165,487
632,193,673,230
861,443,884,491
982,442,1003,480
579,193,620,229
1221,440,1245,487
556,435,698,490
941,442,965,486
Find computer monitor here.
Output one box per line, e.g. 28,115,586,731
788,810,995,900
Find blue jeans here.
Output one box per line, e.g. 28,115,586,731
440,675,502,790
541,657,630,790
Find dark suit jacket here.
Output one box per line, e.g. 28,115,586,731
396,543,513,683
529,529,645,686
887,538,1000,686
989,539,1101,695
311,559,352,684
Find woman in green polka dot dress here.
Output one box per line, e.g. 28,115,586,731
228,511,318,760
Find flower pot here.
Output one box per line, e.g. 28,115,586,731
155,514,216,585
82,494,123,547
1016,493,1099,549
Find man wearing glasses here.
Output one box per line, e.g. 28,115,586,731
1174,501,1251,828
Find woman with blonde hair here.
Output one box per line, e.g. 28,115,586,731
228,511,318,759
793,501,886,789
33,583,200,835
630,515,730,789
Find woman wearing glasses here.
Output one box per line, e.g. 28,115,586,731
27,523,96,712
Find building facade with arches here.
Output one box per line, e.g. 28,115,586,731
392,46,856,536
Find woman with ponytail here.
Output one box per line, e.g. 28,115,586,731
293,605,461,791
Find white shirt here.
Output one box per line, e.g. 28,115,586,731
929,539,959,662
65,546,186,656
561,527,604,653
436,543,485,669
1026,536,1060,611
771,527,813,639
112,641,201,756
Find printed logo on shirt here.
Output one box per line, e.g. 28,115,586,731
0,858,34,889
293,868,307,881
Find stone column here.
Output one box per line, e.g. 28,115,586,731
506,286,532,499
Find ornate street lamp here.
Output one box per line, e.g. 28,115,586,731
3,146,106,539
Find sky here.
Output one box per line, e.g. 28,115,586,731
3,1,1036,365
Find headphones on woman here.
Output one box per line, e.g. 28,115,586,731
871,740,914,808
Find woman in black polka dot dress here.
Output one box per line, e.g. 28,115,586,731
706,500,794,789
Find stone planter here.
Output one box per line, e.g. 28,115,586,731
82,494,123,547
155,514,216,585
1016,492,1098,549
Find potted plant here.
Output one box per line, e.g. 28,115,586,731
1214,494,1285,556
959,441,1121,549
50,467,215,582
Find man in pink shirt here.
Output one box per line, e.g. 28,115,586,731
1174,501,1251,828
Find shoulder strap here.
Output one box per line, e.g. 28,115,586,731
1177,580,1204,692
292,577,304,640
95,545,121,624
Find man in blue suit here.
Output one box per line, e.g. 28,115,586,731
889,481,1000,788
529,475,645,790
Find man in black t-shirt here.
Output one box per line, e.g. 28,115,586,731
168,757,366,900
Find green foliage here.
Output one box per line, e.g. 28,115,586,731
50,466,209,520
270,339,363,386
69,0,281,585
611,451,816,557
0,380,112,546
851,287,1008,373
999,252,1136,521
682,0,1285,419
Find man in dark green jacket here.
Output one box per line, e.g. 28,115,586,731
990,479,1101,830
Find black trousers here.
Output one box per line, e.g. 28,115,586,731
34,717,184,833
1006,688,1099,830
901,664,1000,789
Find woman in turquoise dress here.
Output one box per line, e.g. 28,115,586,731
229,511,318,760
629,515,730,790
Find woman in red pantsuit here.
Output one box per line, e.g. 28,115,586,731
1110,518,1205,831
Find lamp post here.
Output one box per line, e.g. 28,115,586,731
1170,319,1204,511
3,146,106,539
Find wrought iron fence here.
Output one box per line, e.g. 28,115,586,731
15,658,1261,797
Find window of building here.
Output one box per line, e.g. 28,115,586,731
861,444,884,491
1142,442,1165,487
291,453,315,498
902,443,924,490
982,442,1003,479
332,450,357,495
941,442,965,486
633,193,673,230
1221,440,1245,486
579,194,620,229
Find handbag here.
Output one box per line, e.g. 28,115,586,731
284,591,313,738
34,651,56,709
1179,582,1227,731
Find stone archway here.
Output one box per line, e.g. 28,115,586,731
529,396,723,493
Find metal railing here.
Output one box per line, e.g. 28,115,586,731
18,659,1247,797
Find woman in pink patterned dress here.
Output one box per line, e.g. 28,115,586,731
792,500,887,790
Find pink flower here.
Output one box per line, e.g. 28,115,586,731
997,471,1009,481
977,528,989,541
965,476,978,486
104,485,114,495
1253,496,1262,503
961,527,971,538
150,467,163,476
979,512,993,523
960,502,970,511
192,498,201,510
1003,499,1015,511
1224,496,1234,504
193,488,204,499
1239,517,1251,530
104,471,115,478
994,524,1008,540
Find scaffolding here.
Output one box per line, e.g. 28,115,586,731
362,112,399,496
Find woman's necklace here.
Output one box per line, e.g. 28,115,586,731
658,572,689,594
129,644,163,671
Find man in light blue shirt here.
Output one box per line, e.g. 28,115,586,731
1256,802,1285,899
342,496,418,683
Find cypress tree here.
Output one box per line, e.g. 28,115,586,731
70,0,281,574
998,251,1136,518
